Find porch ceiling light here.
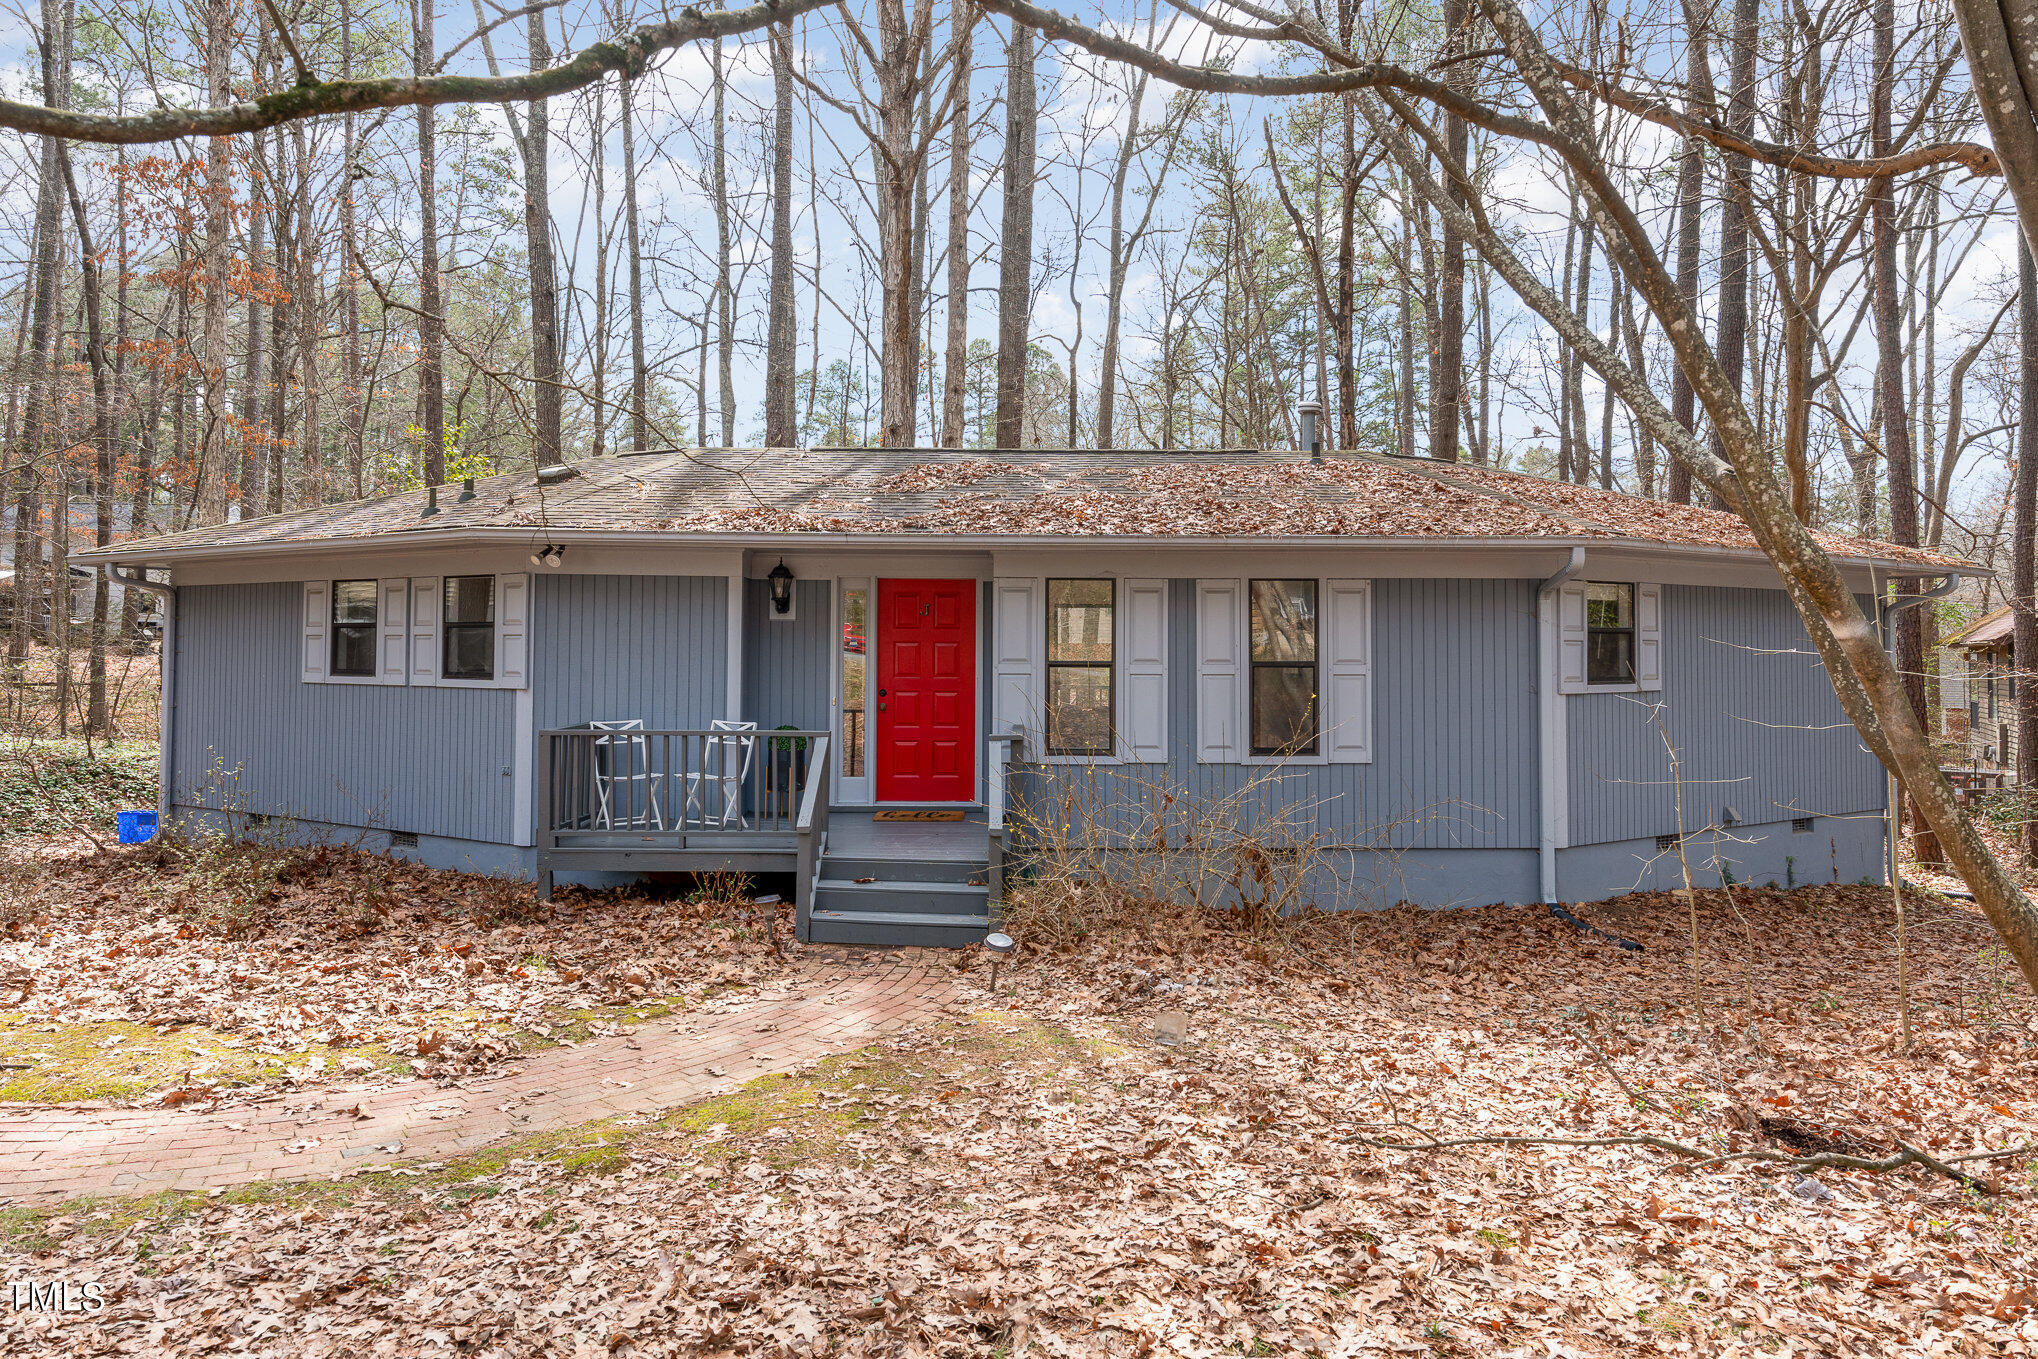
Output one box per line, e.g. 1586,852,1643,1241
768,558,795,615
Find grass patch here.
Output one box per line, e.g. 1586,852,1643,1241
0,1012,410,1103
0,739,156,842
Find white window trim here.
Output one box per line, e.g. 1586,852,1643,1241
1230,577,1372,767
303,572,528,690
1557,579,1662,696
303,577,408,686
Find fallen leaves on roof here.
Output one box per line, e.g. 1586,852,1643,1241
79,448,1967,569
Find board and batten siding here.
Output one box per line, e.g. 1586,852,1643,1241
529,574,727,730
743,577,832,733
1018,577,1539,851
171,582,520,843
1566,583,1883,845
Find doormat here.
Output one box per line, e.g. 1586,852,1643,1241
873,809,967,822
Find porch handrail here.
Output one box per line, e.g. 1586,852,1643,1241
540,727,828,843
986,724,1025,912
794,735,832,943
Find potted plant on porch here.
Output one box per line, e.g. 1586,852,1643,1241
769,726,811,816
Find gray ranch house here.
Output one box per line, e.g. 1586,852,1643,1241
73,447,1961,947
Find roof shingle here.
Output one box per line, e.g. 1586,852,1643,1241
71,447,1968,571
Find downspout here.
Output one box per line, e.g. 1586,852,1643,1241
105,564,176,820
1536,547,1586,905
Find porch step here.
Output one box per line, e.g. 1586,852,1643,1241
813,878,989,917
821,856,989,884
807,908,990,948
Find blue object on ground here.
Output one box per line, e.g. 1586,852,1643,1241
117,810,159,844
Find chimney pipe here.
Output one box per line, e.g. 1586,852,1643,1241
1297,399,1323,464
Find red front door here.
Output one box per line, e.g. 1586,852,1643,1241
875,578,977,802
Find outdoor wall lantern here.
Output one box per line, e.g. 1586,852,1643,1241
768,558,796,616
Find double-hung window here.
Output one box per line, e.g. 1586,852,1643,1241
1585,582,1636,685
1046,579,1114,756
306,572,525,688
330,580,379,678
1249,579,1319,756
441,575,497,680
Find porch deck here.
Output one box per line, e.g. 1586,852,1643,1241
535,728,1024,946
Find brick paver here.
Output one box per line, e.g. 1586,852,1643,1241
0,950,961,1203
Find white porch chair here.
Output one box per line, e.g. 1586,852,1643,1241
589,719,665,830
682,720,757,828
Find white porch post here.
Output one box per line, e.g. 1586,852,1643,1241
726,558,746,723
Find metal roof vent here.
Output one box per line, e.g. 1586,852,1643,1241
1298,400,1323,464
535,463,578,485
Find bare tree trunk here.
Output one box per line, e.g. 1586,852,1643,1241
1396,172,1415,460
1432,0,1468,463
526,7,562,467
939,9,973,446
1870,0,1932,864
417,0,445,482
240,120,267,518
1710,0,1756,510
591,78,608,460
765,25,798,447
712,37,736,445
294,116,319,502
11,0,69,666
2019,239,2038,862
58,139,111,732
993,20,1035,448
621,70,649,451
1665,21,1706,505
197,0,232,523
340,0,364,495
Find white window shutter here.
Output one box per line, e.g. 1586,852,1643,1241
991,577,1041,748
302,581,330,683
1557,580,1589,695
496,572,530,689
410,577,441,684
1121,578,1169,763
1324,579,1373,763
1195,579,1243,763
1636,582,1663,691
377,578,410,684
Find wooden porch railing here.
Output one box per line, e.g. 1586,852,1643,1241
538,727,830,852
986,724,1026,913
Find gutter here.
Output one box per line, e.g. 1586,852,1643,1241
67,527,1966,579
104,564,176,821
1536,546,1587,906
1883,571,1961,622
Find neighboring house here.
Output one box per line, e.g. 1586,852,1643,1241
2,498,141,628
72,446,1965,946
1946,607,2019,778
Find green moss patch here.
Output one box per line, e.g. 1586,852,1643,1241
0,1012,410,1104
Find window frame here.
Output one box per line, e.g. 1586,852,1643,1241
1247,578,1321,758
440,574,498,682
304,571,526,689
1044,577,1117,758
328,579,379,678
1584,581,1638,687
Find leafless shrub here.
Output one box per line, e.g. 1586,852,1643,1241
1002,752,1473,950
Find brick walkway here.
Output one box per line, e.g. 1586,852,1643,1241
0,951,962,1204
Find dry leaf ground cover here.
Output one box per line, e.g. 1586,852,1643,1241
0,833,790,1104
4,844,2038,1357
